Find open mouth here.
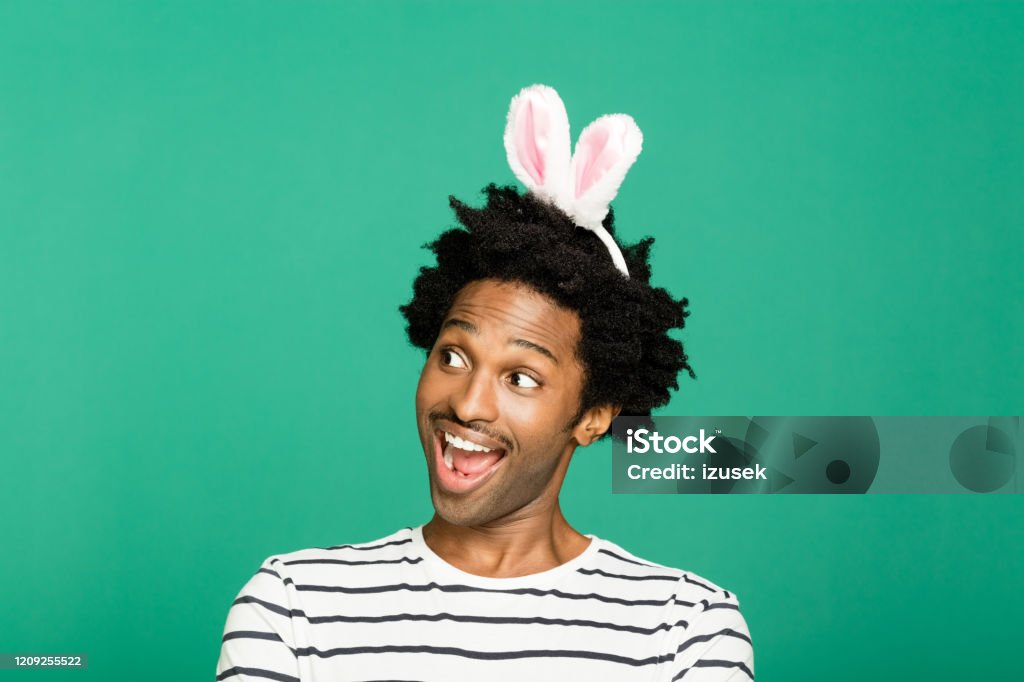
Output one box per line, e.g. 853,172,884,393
432,427,509,494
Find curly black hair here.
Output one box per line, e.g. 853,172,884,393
399,183,694,434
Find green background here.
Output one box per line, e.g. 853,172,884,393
2,1,1022,680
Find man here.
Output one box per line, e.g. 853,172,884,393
216,87,754,681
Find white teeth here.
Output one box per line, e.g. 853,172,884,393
444,431,495,453
443,445,454,471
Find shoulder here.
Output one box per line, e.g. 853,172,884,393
265,526,417,565
250,527,420,587
587,540,755,680
587,537,741,606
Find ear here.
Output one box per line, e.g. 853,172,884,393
503,84,573,209
569,114,643,231
572,404,623,447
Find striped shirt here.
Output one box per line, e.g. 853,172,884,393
216,526,754,681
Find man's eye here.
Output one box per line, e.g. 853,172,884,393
440,349,467,368
508,372,540,389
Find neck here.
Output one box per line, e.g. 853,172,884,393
422,501,591,579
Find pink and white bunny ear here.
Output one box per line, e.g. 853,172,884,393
503,85,573,210
570,114,644,228
568,114,642,276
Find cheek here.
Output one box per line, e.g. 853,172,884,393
497,394,568,446
415,360,448,411
414,363,433,411
496,395,539,424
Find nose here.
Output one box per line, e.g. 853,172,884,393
450,368,499,424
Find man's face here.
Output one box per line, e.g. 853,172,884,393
415,278,592,527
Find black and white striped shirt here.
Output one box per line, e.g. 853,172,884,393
216,526,754,681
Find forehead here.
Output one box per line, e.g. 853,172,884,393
443,279,581,358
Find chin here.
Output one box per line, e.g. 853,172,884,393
429,486,504,528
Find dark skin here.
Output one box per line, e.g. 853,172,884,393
415,278,619,578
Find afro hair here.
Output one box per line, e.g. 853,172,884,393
399,184,694,434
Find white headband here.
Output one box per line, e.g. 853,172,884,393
503,84,643,278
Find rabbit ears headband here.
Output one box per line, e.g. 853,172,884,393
503,84,643,278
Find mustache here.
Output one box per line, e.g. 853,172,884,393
429,410,513,452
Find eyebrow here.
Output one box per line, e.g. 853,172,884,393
441,318,559,365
